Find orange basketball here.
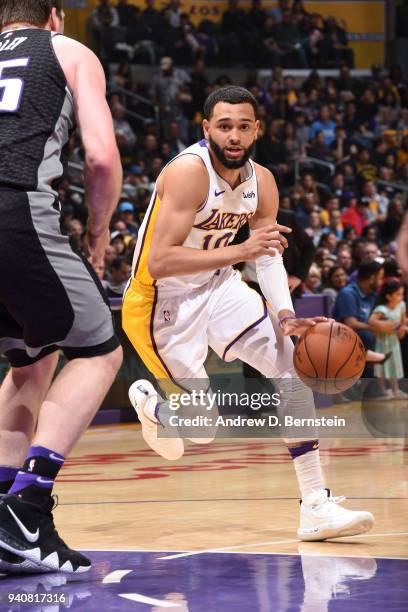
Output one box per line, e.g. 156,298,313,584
293,321,366,394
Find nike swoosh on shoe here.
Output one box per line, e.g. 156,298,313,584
7,506,39,543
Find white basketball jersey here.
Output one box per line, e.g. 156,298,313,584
131,139,259,291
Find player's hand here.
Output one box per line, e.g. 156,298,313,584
243,224,291,260
86,228,110,271
280,316,331,337
288,275,302,293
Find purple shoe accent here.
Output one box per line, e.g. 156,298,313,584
154,403,165,428
288,439,319,459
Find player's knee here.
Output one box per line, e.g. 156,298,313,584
11,351,58,383
101,344,123,373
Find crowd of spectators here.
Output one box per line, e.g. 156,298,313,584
87,0,354,69
60,1,408,382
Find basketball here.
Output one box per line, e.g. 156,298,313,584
293,321,366,394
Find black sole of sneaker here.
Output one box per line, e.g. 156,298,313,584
0,527,90,574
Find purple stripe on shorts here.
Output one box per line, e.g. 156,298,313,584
222,299,268,360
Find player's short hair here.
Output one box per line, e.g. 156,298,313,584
0,0,63,28
203,86,259,120
357,260,382,281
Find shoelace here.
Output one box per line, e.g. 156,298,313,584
312,493,346,510
43,495,69,550
328,493,346,504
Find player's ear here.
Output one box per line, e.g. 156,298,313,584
49,7,64,34
202,119,210,139
254,119,260,141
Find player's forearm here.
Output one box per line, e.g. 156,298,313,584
85,150,123,235
148,244,246,279
256,253,294,316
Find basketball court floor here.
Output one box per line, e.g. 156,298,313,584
0,405,406,611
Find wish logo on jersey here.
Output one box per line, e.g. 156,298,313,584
243,191,255,199
194,209,253,232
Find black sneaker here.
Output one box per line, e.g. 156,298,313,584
0,494,91,573
0,549,52,574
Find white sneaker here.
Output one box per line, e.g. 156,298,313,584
393,389,408,400
298,489,374,541
128,380,184,461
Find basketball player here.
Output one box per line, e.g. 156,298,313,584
123,86,374,541
0,1,122,573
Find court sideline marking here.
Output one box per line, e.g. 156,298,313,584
157,531,408,560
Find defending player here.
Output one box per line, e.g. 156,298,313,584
123,86,374,541
0,1,122,573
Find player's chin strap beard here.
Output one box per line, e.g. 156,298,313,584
208,136,255,170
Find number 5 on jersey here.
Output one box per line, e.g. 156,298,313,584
0,58,29,113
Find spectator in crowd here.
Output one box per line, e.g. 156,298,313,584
380,198,405,244
369,281,408,399
268,0,290,23
322,265,348,304
361,180,389,221
110,231,127,256
318,231,338,255
322,16,354,68
298,172,321,205
104,245,118,269
336,245,353,272
305,210,325,246
112,103,137,156
116,0,135,25
166,120,187,156
163,0,182,28
103,257,132,297
256,119,289,185
309,130,334,162
220,0,247,64
304,264,322,294
294,112,310,146
273,10,309,68
341,195,368,236
320,195,340,226
142,0,162,30
116,201,140,236
310,105,337,146
88,0,120,59
333,261,386,372
150,56,191,116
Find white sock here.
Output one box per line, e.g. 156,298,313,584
293,449,325,500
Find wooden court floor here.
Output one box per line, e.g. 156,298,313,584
54,417,408,561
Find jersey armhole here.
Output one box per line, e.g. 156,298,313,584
160,152,209,212
49,33,73,98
